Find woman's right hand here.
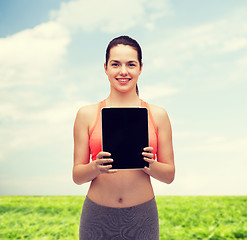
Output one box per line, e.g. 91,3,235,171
93,152,118,174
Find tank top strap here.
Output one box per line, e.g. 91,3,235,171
99,99,106,108
141,99,158,134
89,99,106,138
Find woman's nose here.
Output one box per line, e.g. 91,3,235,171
120,65,127,75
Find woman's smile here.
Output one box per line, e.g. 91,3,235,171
104,44,142,94
116,78,131,85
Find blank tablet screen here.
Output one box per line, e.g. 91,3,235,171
102,107,149,169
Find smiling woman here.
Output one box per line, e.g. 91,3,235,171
104,44,142,95
73,36,175,239
104,36,143,96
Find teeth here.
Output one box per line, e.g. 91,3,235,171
117,79,130,82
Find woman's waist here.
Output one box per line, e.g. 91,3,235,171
87,170,154,207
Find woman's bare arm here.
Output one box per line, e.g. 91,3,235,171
73,106,117,185
143,105,175,184
73,106,98,184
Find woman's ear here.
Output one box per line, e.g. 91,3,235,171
139,62,143,75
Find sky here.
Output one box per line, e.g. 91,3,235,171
0,0,246,196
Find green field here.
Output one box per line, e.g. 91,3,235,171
0,196,246,239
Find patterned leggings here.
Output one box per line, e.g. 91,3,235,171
79,196,159,240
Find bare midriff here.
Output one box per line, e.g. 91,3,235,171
87,169,155,208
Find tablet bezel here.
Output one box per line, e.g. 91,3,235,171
101,107,149,170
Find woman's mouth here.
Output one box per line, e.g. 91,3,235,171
116,78,131,84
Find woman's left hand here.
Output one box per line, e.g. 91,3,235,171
142,147,155,174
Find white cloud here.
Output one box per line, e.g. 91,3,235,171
161,131,247,195
162,170,247,195
174,130,247,155
0,90,89,123
145,7,247,76
0,99,90,152
25,100,89,124
0,174,90,195
173,131,210,138
221,37,247,53
50,0,172,33
237,56,247,66
0,21,70,87
140,83,179,100
0,19,74,159
181,136,247,154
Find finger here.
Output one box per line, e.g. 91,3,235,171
143,157,154,164
99,165,118,174
96,158,113,165
97,151,111,159
143,147,153,153
142,152,154,159
99,164,113,171
143,166,151,175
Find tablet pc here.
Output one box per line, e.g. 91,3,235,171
101,107,149,169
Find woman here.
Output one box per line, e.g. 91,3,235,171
73,36,175,240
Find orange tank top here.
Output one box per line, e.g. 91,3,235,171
89,99,158,161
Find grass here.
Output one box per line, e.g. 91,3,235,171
157,196,247,239
0,196,246,239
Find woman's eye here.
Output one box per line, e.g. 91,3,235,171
129,63,136,67
112,63,119,67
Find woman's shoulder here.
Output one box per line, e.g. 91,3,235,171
148,103,168,117
147,102,170,127
75,102,99,123
77,103,98,114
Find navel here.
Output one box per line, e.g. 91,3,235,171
118,198,123,203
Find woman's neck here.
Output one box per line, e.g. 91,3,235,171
106,90,140,107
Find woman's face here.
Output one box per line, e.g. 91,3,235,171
104,44,142,94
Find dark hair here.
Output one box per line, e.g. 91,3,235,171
105,36,142,96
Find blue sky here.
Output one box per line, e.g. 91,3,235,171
0,0,246,195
